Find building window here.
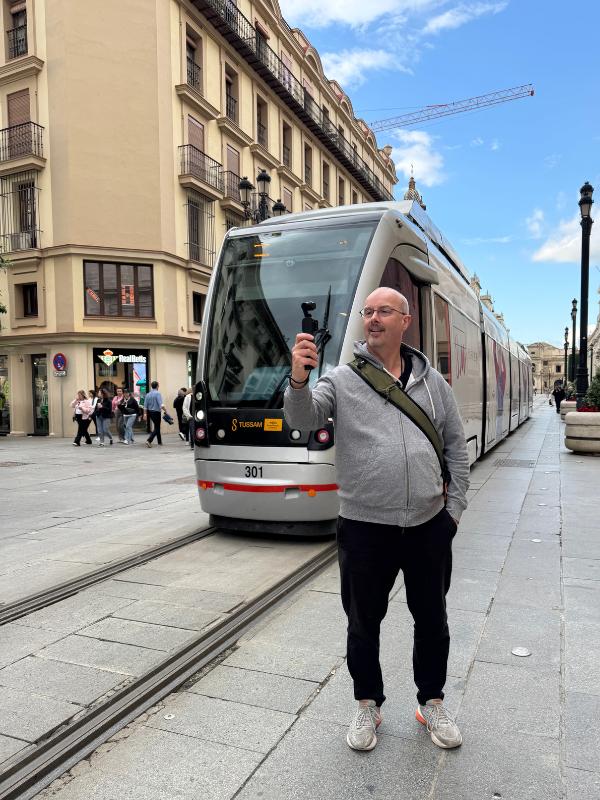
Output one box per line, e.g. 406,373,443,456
20,282,37,317
282,122,292,168
322,162,330,201
304,143,312,186
192,292,205,324
281,51,293,91
556,365,561,373
186,34,202,92
186,190,215,265
257,96,268,147
543,360,548,366
0,170,39,252
225,64,238,122
83,261,154,318
338,176,345,206
224,210,244,230
352,190,358,204
283,187,292,213
7,8,27,59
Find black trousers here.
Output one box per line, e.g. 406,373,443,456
74,417,92,445
147,410,162,444
338,508,456,707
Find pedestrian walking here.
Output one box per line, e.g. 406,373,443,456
143,380,166,447
173,387,188,441
552,383,565,415
96,388,114,446
119,389,141,444
112,387,126,442
88,389,99,438
182,388,194,448
284,287,469,753
70,390,93,446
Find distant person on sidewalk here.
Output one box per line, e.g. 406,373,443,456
284,287,469,753
70,390,93,446
96,388,114,446
173,387,188,441
88,389,99,438
112,387,126,442
143,380,166,447
182,388,194,448
119,389,141,445
552,383,566,414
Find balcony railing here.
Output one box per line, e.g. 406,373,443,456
190,0,393,201
1,229,40,253
186,57,202,92
222,170,241,202
257,121,267,148
226,93,237,121
7,25,27,59
282,144,291,168
179,145,224,193
0,122,44,163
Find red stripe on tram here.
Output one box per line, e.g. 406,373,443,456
197,481,338,493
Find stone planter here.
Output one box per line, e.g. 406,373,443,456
560,400,577,421
564,411,600,453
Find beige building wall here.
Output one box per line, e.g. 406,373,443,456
527,341,567,394
0,0,397,438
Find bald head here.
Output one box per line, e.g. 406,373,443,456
364,287,409,315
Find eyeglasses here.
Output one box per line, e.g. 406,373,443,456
359,306,408,319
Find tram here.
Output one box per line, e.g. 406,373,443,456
193,201,532,533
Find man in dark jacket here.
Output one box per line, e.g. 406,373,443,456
173,387,188,441
284,287,469,753
552,383,566,414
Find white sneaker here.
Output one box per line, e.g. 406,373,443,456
416,700,462,749
123,441,129,445
346,700,382,751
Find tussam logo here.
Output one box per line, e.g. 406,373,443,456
231,419,263,431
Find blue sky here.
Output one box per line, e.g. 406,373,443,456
278,0,600,347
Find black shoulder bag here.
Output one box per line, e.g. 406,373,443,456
348,357,451,499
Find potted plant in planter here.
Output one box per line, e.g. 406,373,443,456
564,371,600,452
581,371,600,412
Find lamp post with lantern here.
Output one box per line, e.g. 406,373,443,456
571,298,577,382
238,171,287,223
576,182,594,408
564,326,569,387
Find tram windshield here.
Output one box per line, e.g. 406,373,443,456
206,221,376,407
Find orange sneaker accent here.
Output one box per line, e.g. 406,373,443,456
415,707,426,725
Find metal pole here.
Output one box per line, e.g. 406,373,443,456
564,326,568,385
571,299,577,382
591,344,595,378
576,216,593,408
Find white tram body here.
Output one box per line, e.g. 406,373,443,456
193,201,532,533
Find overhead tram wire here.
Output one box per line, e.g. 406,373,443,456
369,84,535,133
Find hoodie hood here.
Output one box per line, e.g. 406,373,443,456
353,340,431,384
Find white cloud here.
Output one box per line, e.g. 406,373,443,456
321,49,402,88
532,215,600,263
526,209,544,239
278,0,419,29
490,138,500,151
470,136,484,147
422,2,508,34
390,129,446,187
544,153,561,169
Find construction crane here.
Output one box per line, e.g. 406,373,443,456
369,84,534,133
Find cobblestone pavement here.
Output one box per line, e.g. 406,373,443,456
2,399,599,799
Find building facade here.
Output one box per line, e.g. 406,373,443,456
527,342,566,394
0,0,397,437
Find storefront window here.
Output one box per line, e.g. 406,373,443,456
0,356,10,434
93,348,150,406
84,262,154,318
31,354,48,435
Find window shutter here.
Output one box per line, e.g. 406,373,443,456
7,89,30,126
187,116,204,152
226,145,240,174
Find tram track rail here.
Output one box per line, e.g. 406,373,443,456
0,541,337,800
0,527,217,627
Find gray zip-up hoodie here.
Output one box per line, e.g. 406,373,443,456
283,341,469,527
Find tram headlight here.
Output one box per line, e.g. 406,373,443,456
195,427,206,441
290,429,301,441
195,391,203,401
217,428,225,439
316,429,330,444
196,410,205,421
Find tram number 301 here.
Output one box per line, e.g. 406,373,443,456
244,465,263,478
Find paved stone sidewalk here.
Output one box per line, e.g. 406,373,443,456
19,401,600,798
0,434,207,605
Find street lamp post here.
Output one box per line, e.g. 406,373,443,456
564,326,569,386
591,344,595,379
256,169,271,222
238,172,286,223
576,182,594,409
571,298,578,382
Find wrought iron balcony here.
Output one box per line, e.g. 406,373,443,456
222,170,241,202
226,93,237,121
179,145,224,193
186,56,202,92
190,0,393,201
1,229,40,253
7,25,27,59
0,122,44,163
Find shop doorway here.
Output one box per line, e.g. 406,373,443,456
93,348,150,435
0,355,10,434
31,354,48,435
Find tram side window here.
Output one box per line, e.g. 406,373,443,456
379,257,421,351
434,294,452,384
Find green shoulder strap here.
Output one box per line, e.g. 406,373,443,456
348,357,449,483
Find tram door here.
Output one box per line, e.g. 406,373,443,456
31,354,48,435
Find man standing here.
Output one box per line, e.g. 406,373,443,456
173,387,188,441
552,382,566,415
143,380,166,447
284,287,469,752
